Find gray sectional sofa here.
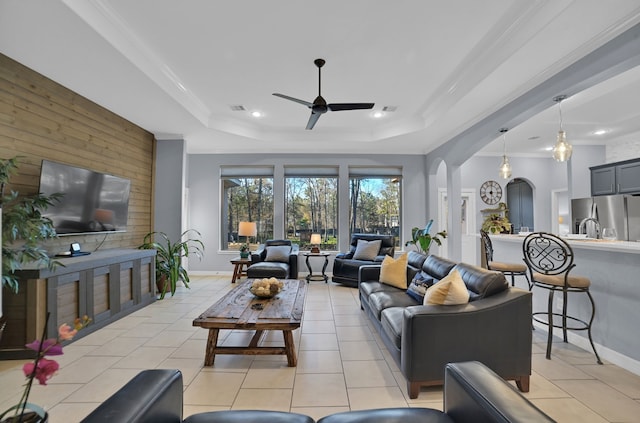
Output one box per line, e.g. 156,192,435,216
80,361,553,422
358,251,533,398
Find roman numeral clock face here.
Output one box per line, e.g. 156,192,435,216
480,180,502,205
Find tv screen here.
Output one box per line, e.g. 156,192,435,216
39,160,131,235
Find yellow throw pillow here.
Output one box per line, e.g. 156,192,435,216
424,269,470,305
379,253,408,289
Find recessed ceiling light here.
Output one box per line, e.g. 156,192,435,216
593,129,608,135
251,111,262,118
544,146,553,151
372,111,384,118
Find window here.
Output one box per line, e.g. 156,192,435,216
221,167,273,251
349,168,401,247
285,167,338,251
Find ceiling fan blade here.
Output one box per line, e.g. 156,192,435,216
306,112,322,130
273,93,313,108
328,103,375,111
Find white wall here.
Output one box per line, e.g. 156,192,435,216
186,153,430,272
154,139,186,242
607,137,640,164
437,145,606,234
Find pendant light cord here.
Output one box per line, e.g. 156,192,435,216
500,128,508,155
558,100,564,131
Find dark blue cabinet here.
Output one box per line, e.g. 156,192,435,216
590,158,640,196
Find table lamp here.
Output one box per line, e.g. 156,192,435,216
310,233,321,253
238,221,257,258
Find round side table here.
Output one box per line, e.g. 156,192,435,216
303,252,330,283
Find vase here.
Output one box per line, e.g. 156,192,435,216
240,251,249,259
156,274,169,294
0,404,48,423
1,412,48,423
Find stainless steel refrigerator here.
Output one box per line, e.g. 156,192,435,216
627,196,640,242
571,195,630,240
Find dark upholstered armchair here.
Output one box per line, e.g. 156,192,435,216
247,239,299,279
332,233,395,286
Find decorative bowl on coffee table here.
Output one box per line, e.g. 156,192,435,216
249,278,284,298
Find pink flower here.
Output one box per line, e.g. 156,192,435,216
22,358,59,385
58,323,77,341
25,338,64,356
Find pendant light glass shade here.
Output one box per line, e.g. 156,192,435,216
552,129,572,162
498,128,512,179
499,155,512,179
552,95,572,162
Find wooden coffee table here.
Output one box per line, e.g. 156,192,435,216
192,279,307,366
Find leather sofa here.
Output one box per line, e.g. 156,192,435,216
359,251,532,399
331,233,395,286
80,361,553,422
247,239,299,279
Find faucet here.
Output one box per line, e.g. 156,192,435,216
579,217,601,239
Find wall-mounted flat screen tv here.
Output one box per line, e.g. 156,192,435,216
39,160,131,235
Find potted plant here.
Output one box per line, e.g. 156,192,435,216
1,157,61,294
405,219,447,254
482,213,512,234
239,243,250,259
139,230,204,299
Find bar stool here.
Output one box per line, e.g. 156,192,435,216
480,230,530,288
522,232,602,364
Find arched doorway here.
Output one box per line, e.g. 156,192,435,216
506,178,534,232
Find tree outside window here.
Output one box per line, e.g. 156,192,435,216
222,177,273,251
285,177,338,250
349,177,400,247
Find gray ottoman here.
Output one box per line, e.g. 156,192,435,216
246,262,289,279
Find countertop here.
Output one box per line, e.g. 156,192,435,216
488,234,640,254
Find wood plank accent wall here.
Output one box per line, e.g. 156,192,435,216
0,52,155,252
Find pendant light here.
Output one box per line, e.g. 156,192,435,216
552,95,572,162
498,128,512,179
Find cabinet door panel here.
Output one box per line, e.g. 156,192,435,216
591,167,616,196
616,161,640,194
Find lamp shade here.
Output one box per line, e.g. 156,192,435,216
238,221,257,237
94,208,114,223
310,233,321,245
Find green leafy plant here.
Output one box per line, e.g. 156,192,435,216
1,157,62,293
482,213,512,234
139,230,204,299
405,219,447,254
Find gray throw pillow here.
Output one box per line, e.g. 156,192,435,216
352,239,382,261
265,245,291,263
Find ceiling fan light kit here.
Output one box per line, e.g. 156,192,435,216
552,95,573,162
273,58,374,130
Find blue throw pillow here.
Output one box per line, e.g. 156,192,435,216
406,273,435,303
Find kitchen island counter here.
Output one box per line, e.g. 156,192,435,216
487,234,640,375
491,234,640,253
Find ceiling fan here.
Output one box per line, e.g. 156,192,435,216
273,58,375,130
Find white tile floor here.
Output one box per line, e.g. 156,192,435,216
1,275,639,422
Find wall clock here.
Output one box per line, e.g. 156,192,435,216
480,180,502,205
